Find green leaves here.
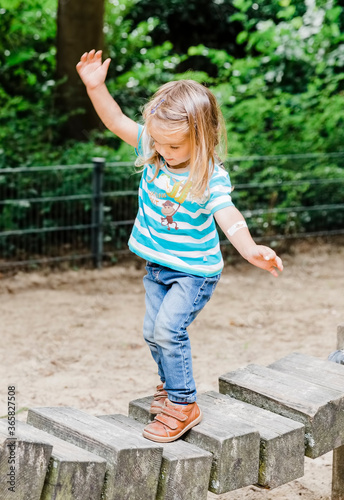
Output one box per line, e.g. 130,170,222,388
5,49,36,67
1,0,343,175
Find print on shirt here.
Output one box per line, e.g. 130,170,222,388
161,200,180,230
166,179,193,204
159,177,193,231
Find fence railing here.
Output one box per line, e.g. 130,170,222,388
0,152,343,271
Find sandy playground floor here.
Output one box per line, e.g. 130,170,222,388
0,240,343,499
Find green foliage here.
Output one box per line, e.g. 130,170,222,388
0,0,343,255
104,0,182,118
0,0,63,167
3,0,342,164
196,0,344,158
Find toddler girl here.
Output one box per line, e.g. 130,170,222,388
77,50,283,443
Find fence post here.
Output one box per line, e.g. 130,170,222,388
332,323,344,500
91,157,105,269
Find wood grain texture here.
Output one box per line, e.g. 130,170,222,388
13,421,106,500
99,413,212,500
0,420,52,500
198,391,304,489
269,352,344,392
129,395,260,494
338,324,344,350
219,361,344,458
332,445,344,500
332,325,344,500
27,406,163,500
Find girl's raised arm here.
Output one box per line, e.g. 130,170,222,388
76,50,139,148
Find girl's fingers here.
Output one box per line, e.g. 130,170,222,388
77,50,104,70
103,57,111,69
85,49,95,62
263,249,276,261
270,257,283,276
276,256,283,271
78,49,103,65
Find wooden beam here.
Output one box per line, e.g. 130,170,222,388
338,323,344,350
269,352,344,395
129,395,260,494
15,421,107,500
0,420,52,499
332,323,344,500
219,361,344,458
27,406,163,500
198,391,304,489
99,414,212,500
333,447,344,500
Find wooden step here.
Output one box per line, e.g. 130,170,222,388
14,421,107,500
129,395,260,494
98,413,212,500
219,357,344,458
197,391,304,489
0,419,52,499
27,406,163,500
338,323,344,349
269,352,344,392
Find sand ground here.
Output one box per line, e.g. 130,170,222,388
0,240,343,499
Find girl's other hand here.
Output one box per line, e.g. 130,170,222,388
76,50,111,90
245,245,283,277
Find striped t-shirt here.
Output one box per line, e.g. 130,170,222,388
128,125,234,277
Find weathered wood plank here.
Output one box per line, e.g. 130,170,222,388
0,420,52,500
269,352,344,393
197,391,305,489
27,406,163,500
99,414,212,500
332,324,344,500
332,446,344,500
129,395,260,494
219,363,344,458
338,323,344,350
13,421,106,500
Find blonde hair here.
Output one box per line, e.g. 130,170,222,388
136,80,227,200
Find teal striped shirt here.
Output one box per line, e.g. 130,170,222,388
128,125,234,277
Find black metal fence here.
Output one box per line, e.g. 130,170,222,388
0,159,139,270
0,152,343,271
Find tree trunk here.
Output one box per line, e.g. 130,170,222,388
56,0,105,139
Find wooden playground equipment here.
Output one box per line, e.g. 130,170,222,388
1,324,344,500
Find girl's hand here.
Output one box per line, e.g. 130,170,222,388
76,50,111,90
245,245,283,277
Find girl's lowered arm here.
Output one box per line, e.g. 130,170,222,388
76,50,139,148
214,205,283,277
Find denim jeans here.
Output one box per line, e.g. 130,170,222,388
143,262,221,404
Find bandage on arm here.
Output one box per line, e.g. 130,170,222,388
227,220,248,236
214,205,256,260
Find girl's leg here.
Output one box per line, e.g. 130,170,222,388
142,267,220,443
152,267,220,403
143,263,170,383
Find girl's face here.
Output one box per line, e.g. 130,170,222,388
149,124,191,168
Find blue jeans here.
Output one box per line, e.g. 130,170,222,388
143,262,221,404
